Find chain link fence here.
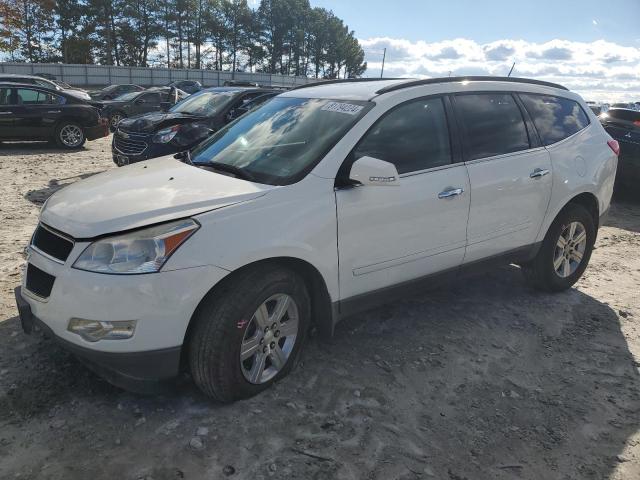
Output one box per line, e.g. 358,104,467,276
0,62,317,89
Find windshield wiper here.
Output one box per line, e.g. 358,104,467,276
198,162,256,182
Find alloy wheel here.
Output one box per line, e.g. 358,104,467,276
110,113,122,128
240,293,299,384
553,221,587,278
59,124,84,147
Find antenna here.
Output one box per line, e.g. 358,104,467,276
380,48,387,78
507,62,516,77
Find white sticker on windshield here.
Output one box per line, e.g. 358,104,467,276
321,102,364,115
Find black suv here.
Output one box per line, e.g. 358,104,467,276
99,87,189,129
0,83,108,148
111,87,278,166
600,108,640,191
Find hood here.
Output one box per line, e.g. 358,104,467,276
118,112,207,133
41,156,274,238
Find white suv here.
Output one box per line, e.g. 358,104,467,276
15,77,618,402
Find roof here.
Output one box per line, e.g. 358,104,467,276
0,73,43,79
283,76,569,101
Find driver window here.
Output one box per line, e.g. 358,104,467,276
353,97,452,174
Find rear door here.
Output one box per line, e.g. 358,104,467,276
336,96,470,299
453,92,552,263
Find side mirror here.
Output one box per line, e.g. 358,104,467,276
349,156,401,186
135,98,145,105
160,101,171,111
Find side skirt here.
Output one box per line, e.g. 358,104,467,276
332,242,542,326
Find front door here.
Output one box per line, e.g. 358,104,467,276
336,96,470,300
452,93,552,262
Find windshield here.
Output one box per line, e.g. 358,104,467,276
190,97,372,185
115,91,141,101
170,91,237,116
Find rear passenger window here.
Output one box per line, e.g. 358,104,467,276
353,97,451,174
454,93,530,160
519,94,590,146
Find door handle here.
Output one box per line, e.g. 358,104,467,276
438,187,464,199
530,168,550,179
0,111,11,115
46,110,61,114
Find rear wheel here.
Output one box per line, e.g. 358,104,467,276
521,204,595,292
188,265,310,402
55,122,85,149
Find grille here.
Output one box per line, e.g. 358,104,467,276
114,131,148,155
26,264,56,298
31,224,74,262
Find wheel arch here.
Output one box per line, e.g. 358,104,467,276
566,192,600,229
181,256,335,368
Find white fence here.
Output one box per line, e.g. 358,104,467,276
0,62,316,88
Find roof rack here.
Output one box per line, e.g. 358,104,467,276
375,76,569,94
291,78,404,91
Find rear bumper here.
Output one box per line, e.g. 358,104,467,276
84,120,110,141
15,286,182,393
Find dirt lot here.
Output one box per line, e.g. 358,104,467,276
1,137,639,480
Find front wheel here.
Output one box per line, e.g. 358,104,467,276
109,111,125,131
55,122,86,149
521,204,595,292
188,265,310,402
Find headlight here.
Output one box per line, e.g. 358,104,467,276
73,219,199,274
153,125,180,143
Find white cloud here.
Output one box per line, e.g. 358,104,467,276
361,37,640,102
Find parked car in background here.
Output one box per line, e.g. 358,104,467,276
111,87,278,166
166,80,202,94
34,72,58,80
586,101,604,116
99,86,188,129
0,83,108,148
89,84,144,101
0,74,91,100
16,77,617,402
610,102,637,111
600,108,640,191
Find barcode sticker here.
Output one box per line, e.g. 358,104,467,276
321,102,364,115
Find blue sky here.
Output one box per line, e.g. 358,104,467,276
311,0,640,101
313,0,640,46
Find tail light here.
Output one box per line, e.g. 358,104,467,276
607,139,620,156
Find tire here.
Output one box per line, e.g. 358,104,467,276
521,203,596,292
188,265,310,402
54,122,86,149
109,111,125,131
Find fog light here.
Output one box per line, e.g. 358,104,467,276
68,318,137,342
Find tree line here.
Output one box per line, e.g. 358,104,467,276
0,0,367,78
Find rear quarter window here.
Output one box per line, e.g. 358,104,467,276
519,94,590,146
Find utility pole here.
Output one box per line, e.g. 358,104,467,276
380,48,386,78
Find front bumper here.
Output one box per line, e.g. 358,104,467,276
17,238,230,392
84,119,110,141
16,286,181,393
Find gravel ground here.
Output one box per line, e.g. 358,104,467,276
1,137,640,480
